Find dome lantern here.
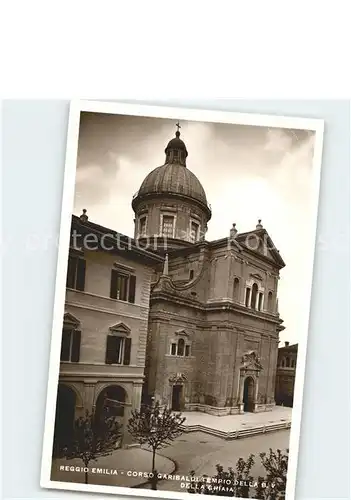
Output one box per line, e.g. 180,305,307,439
164,123,188,166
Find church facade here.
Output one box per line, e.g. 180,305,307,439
54,125,286,454
132,127,286,415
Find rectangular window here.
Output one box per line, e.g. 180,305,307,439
60,328,81,362
185,345,190,357
190,221,199,243
110,269,136,303
139,217,147,236
66,255,86,291
105,335,131,365
258,293,263,311
170,343,177,355
162,215,174,238
245,287,251,307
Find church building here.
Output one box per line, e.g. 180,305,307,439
132,126,286,415
54,124,286,454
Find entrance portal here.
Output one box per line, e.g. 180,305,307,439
243,377,255,412
171,385,183,411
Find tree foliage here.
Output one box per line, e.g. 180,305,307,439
188,448,289,499
128,401,185,487
55,410,122,484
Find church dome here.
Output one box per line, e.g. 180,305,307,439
132,126,210,216
134,163,208,209
131,125,211,248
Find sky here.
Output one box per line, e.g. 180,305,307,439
75,112,317,347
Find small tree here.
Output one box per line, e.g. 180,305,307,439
257,448,289,499
128,401,185,489
188,448,289,499
57,410,122,484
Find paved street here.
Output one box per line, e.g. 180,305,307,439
51,429,290,492
143,429,290,492
51,447,174,487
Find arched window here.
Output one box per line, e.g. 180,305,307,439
267,291,273,312
285,357,290,367
281,357,286,367
291,359,296,368
251,283,258,309
233,278,240,301
189,270,194,280
177,338,185,356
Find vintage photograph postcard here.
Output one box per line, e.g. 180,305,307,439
40,101,324,500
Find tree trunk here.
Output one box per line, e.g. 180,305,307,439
152,449,156,472
84,462,89,484
151,449,157,490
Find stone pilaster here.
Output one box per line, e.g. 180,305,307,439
83,382,96,415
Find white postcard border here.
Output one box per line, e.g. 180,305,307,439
40,99,324,500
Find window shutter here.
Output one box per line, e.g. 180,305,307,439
105,335,116,364
110,269,118,299
66,256,77,288
76,259,86,291
71,330,81,362
128,275,136,303
123,337,132,365
60,330,71,361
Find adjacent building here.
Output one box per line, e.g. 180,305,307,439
54,215,163,451
275,342,298,407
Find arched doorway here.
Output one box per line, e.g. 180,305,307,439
53,384,76,456
171,385,183,411
95,385,127,421
243,377,255,412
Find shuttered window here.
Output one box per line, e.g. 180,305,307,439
105,334,132,365
66,255,86,291
60,328,81,362
110,269,136,303
123,338,131,365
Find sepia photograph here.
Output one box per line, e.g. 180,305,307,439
40,101,324,500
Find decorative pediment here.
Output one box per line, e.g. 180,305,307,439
109,322,131,335
175,328,189,337
250,273,263,281
63,312,80,327
240,350,263,371
236,229,285,269
169,372,187,384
